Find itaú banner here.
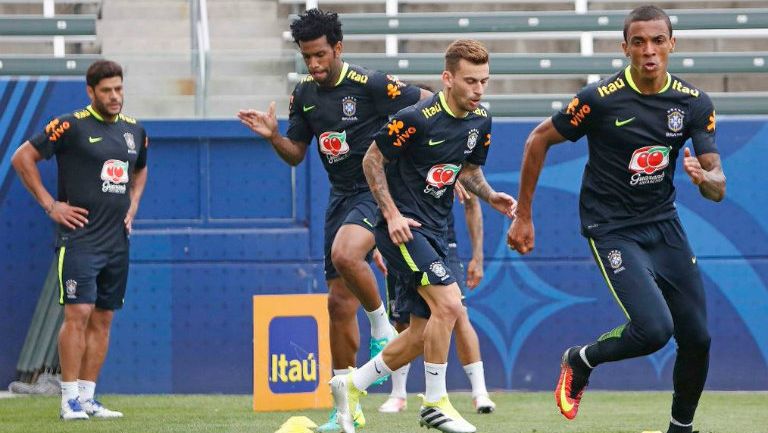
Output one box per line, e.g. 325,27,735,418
253,294,332,411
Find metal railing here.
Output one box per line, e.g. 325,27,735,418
191,0,210,118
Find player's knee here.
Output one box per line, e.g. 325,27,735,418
430,299,463,323
641,321,674,352
679,331,711,354
330,248,356,274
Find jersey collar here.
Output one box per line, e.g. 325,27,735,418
623,66,671,95
86,105,119,123
332,62,349,87
438,91,462,118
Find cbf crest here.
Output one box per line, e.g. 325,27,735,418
65,279,78,299
607,250,622,269
667,108,684,133
341,96,357,120
466,128,479,153
429,261,448,280
124,132,137,154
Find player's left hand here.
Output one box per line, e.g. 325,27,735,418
124,204,137,234
489,192,517,218
466,257,483,290
682,147,706,185
372,248,387,276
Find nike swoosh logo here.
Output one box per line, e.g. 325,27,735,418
428,139,446,146
363,218,373,228
374,362,382,374
614,117,635,127
88,136,102,143
426,370,438,376
303,105,316,112
559,372,575,412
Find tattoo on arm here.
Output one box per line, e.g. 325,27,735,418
458,164,493,202
363,142,399,218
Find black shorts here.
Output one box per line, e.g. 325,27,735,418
323,189,378,280
57,245,129,310
376,225,457,319
588,218,706,338
386,241,466,323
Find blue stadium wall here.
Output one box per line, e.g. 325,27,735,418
1,79,766,394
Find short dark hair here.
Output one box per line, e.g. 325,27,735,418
290,8,343,46
86,60,123,87
623,5,673,42
444,39,489,73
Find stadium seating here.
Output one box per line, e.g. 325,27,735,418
0,53,98,74
0,14,95,36
335,9,768,35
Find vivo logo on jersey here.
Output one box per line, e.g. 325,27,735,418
565,97,591,127
319,131,350,164
267,316,319,394
100,160,129,194
628,145,670,186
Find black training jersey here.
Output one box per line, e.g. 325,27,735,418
287,62,422,191
373,92,492,235
29,105,148,250
551,66,718,237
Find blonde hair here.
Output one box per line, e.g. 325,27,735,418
444,39,489,73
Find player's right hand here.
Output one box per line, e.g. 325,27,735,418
507,216,534,255
237,101,278,140
388,214,421,244
48,201,89,230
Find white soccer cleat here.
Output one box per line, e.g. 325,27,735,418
473,394,496,414
419,395,476,433
378,396,407,413
81,399,124,418
60,398,89,420
329,374,366,433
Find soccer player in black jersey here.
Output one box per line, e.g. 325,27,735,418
329,40,515,433
237,9,429,431
380,194,496,415
12,60,148,420
507,6,725,433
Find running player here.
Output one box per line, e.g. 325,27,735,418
12,60,149,420
380,195,495,414
237,9,429,432
507,6,725,433
330,39,516,433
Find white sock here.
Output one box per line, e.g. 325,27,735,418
351,352,392,391
424,362,448,403
365,304,393,340
463,361,488,398
77,380,96,401
60,381,79,407
389,363,410,399
671,416,693,427
333,368,351,377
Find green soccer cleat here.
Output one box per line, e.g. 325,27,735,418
369,327,397,386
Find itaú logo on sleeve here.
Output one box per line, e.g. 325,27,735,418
628,145,671,186
100,160,129,194
424,163,461,198
319,131,350,164
268,316,319,393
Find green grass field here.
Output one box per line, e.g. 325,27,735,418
0,391,765,433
